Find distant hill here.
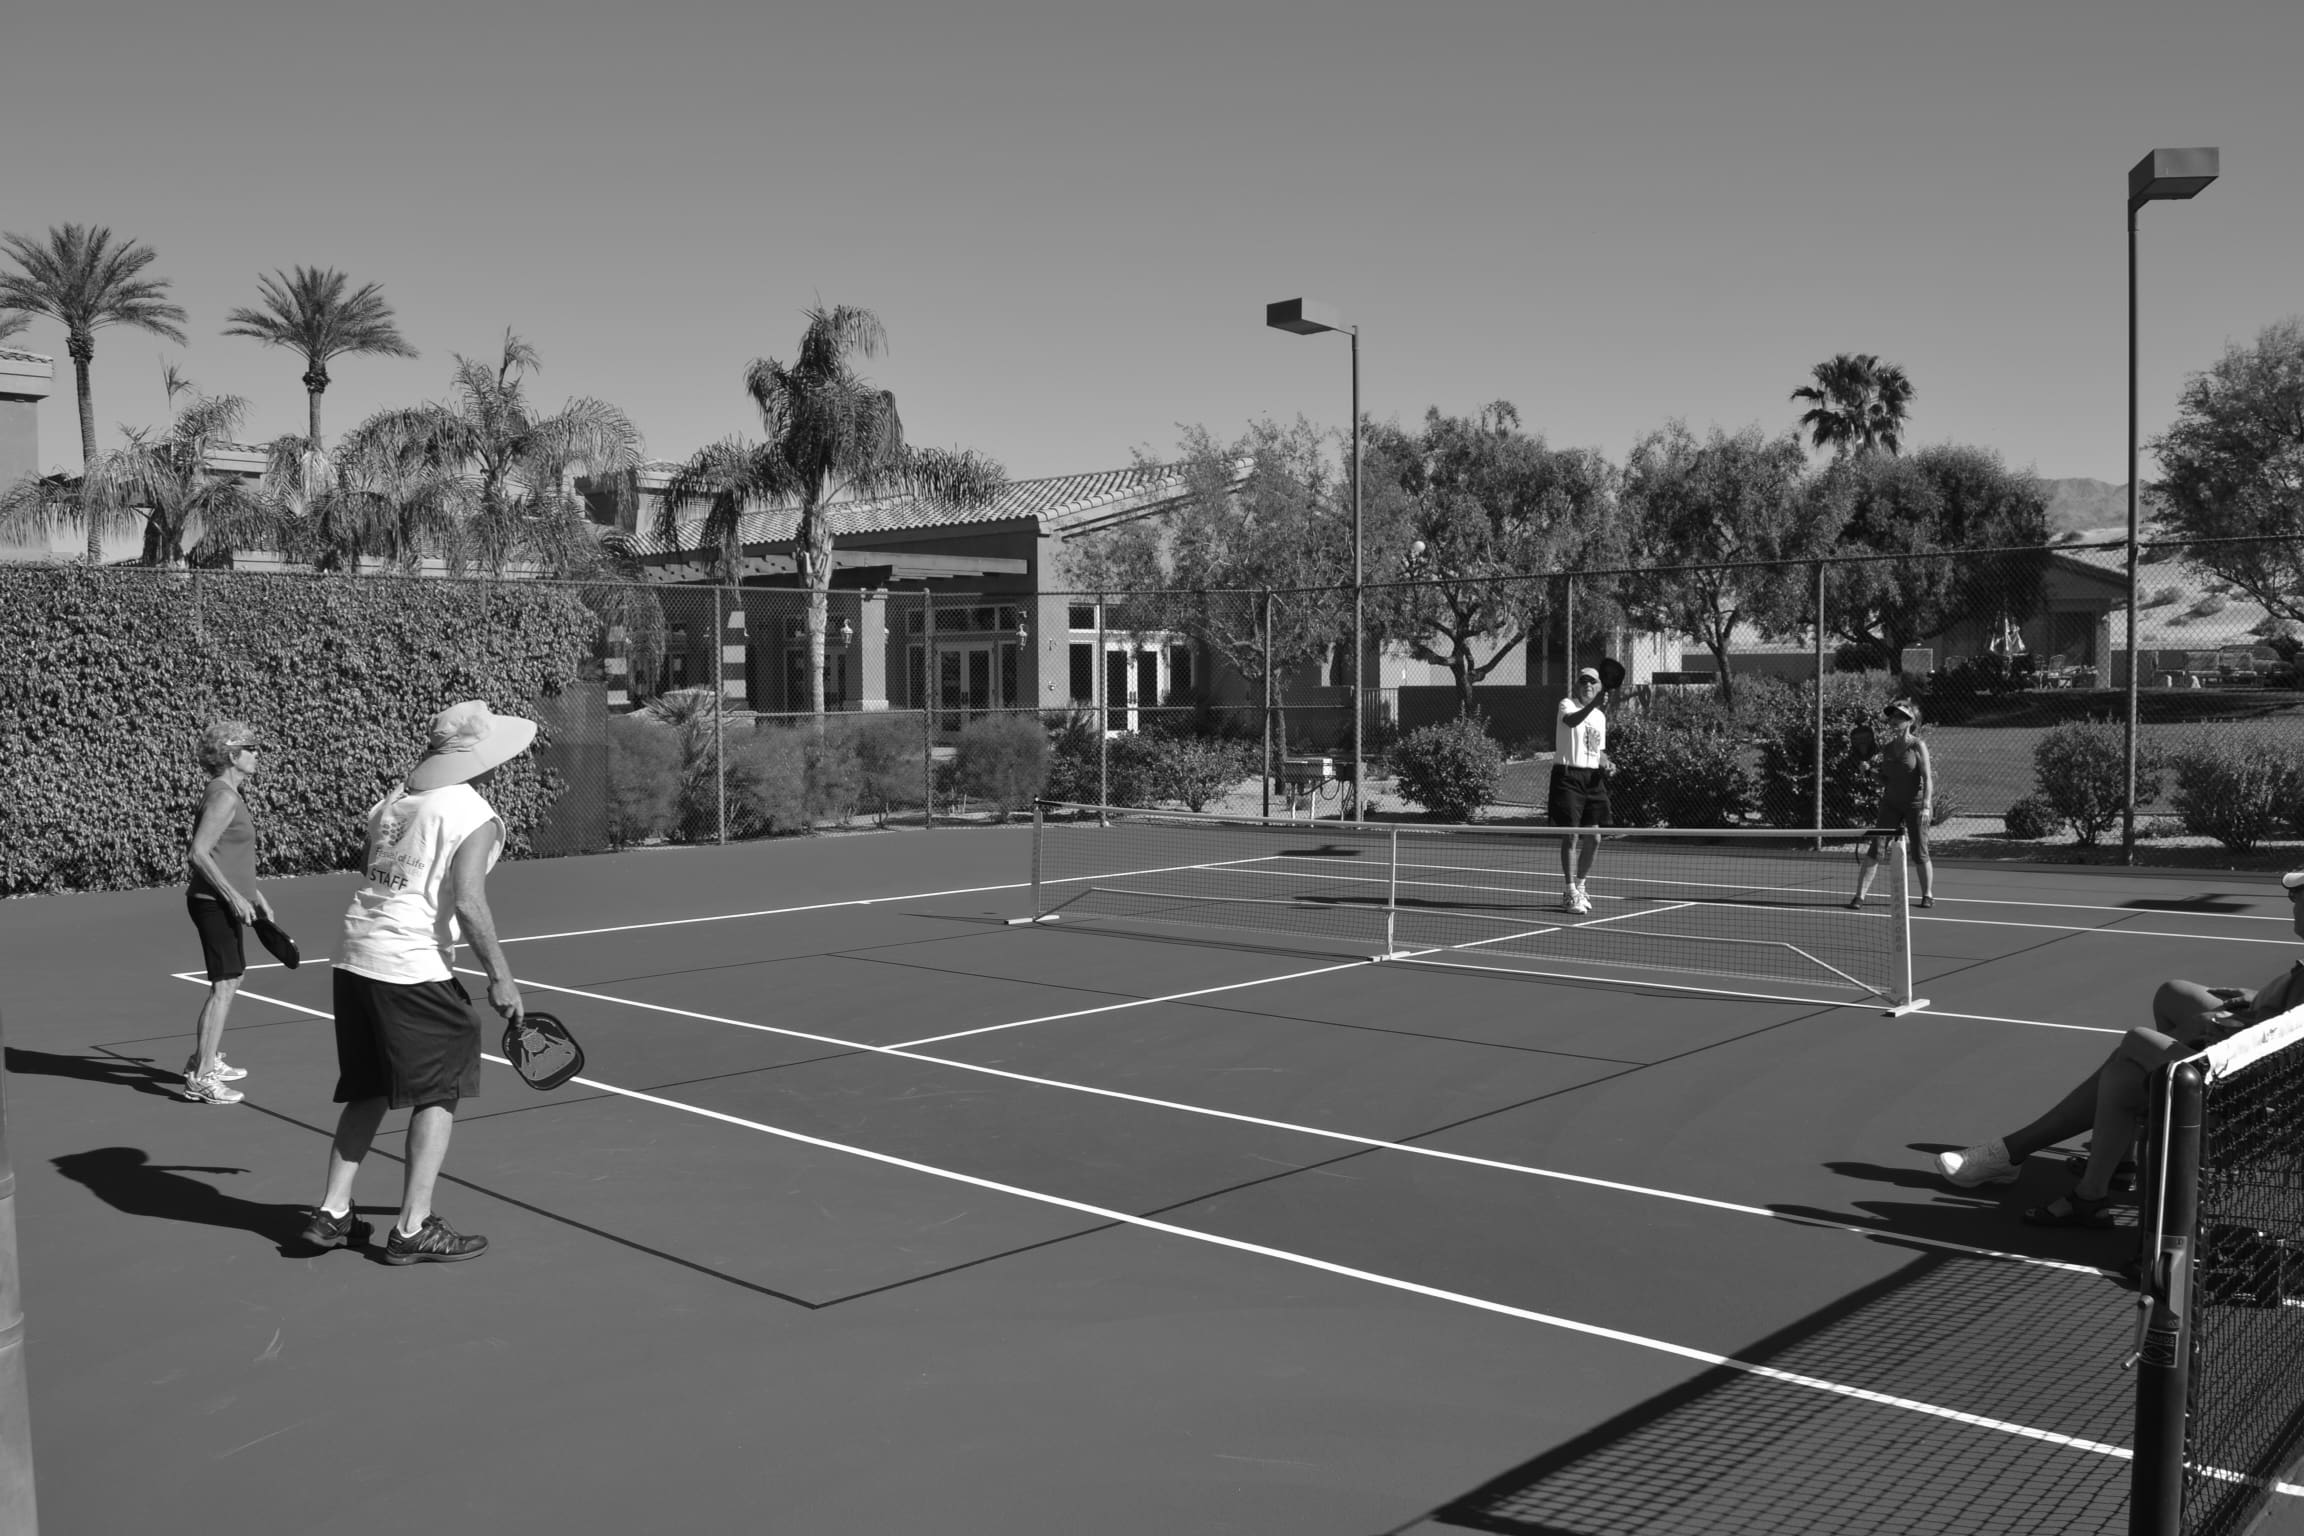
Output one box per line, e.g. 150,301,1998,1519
2041,477,2128,537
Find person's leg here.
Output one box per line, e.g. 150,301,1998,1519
1853,839,1881,903
1575,832,1598,887
188,976,238,1078
317,1096,387,1216
1907,809,1934,903
394,1101,457,1235
1558,835,1576,893
2154,980,2223,1038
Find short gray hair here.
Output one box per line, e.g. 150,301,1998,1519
197,720,256,774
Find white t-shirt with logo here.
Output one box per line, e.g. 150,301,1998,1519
339,783,502,984
1556,697,1607,769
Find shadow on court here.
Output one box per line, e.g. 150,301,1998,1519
1394,1252,2133,1535
1767,1150,2144,1270
47,1147,361,1258
6,1044,190,1102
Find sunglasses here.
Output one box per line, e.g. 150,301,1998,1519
229,742,263,753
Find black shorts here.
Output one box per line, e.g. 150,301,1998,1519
1869,801,1931,861
186,891,245,982
332,968,484,1110
1549,764,1611,828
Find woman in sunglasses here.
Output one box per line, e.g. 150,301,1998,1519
181,720,277,1104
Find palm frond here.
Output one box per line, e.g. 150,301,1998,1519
0,224,189,344
0,309,28,345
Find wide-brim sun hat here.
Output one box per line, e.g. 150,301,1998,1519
411,701,537,786
2281,869,2304,891
1883,701,1919,722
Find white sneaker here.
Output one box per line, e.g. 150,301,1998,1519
186,1054,247,1082
1568,885,1593,915
178,1071,244,1106
1935,1138,2018,1187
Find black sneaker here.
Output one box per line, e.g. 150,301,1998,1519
383,1215,488,1265
299,1207,373,1250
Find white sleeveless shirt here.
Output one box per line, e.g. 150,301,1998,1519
338,783,502,984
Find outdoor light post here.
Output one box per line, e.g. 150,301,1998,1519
1266,298,1364,819
2122,147,2219,863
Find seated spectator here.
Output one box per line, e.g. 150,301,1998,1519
1934,869,2304,1225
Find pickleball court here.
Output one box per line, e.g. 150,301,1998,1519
8,821,2304,1535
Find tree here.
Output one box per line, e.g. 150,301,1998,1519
223,266,417,447
1820,443,2050,675
0,310,27,345
1618,422,1824,704
0,384,278,567
2149,317,2304,624
1065,417,1341,760
0,224,189,557
339,330,642,575
654,305,1004,716
1791,353,1916,458
1361,402,1609,717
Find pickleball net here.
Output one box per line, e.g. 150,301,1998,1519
1027,802,1927,1012
2133,1007,2304,1535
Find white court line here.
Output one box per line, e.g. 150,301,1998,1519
168,975,2173,1480
166,968,2111,1275
890,960,1376,1048
1916,913,2304,945
1922,1009,2122,1036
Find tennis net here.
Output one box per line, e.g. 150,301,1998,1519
2134,1007,2304,1536
1028,802,1926,1012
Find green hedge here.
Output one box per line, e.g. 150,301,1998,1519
0,566,596,895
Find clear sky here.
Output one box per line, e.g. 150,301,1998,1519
3,0,2297,486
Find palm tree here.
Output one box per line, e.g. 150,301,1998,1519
34,388,277,566
222,266,416,447
0,224,190,557
1791,353,1916,458
338,330,642,575
655,305,1004,716
0,310,27,345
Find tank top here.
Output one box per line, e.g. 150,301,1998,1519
338,783,503,984
187,782,258,902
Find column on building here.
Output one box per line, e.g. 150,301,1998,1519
722,599,747,707
857,590,889,710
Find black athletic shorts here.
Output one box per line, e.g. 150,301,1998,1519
1869,800,1931,862
332,968,484,1110
1549,764,1611,828
186,891,246,983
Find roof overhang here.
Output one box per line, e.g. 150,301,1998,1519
645,548,1029,584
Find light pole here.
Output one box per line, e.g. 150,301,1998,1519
2121,147,2218,864
1266,297,1363,819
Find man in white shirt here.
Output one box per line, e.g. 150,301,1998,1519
300,701,533,1264
1550,666,1613,913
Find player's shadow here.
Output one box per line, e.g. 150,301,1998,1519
1763,1149,2141,1270
48,1147,367,1258
5,1045,188,1102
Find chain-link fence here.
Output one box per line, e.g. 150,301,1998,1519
12,535,2304,890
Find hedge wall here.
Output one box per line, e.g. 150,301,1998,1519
1,567,598,896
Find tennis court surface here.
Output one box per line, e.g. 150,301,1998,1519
8,818,2304,1535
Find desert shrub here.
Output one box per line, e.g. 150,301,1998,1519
642,687,728,839
1752,672,1899,828
1143,736,1259,812
2171,735,2304,852
0,565,594,894
826,712,925,823
725,727,808,836
801,724,863,824
605,712,680,846
1605,706,1752,827
1042,711,1101,806
2032,721,2163,846
955,714,1049,818
1391,716,1505,823
2003,794,2060,841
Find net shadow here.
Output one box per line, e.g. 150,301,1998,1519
1413,1252,2134,1536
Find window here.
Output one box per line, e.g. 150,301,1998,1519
1069,644,1094,703
1068,605,1095,632
1167,644,1193,699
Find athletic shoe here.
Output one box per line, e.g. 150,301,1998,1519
1568,885,1593,915
185,1054,247,1082
176,1071,243,1106
298,1207,372,1250
1935,1138,2020,1188
384,1215,488,1265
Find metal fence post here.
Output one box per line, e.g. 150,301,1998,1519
713,585,726,845
1262,590,1274,819
2130,1061,2203,1536
1814,559,1827,835
1385,824,1400,956
1096,597,1109,824
922,590,935,828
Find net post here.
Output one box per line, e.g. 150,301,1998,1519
1884,830,1927,1013
713,585,727,845
1813,559,1826,852
2130,1059,2204,1536
0,1007,40,1536
1385,825,1400,956
1261,590,1273,820
1031,799,1044,920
